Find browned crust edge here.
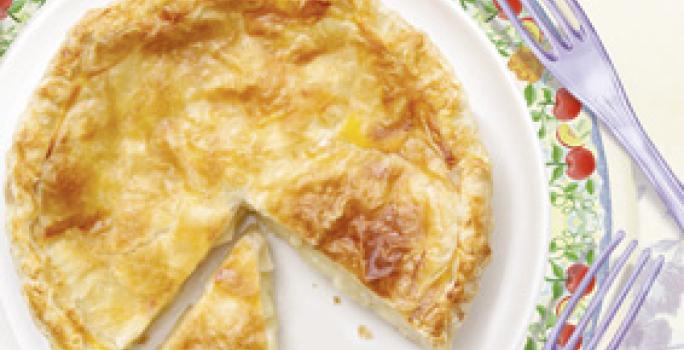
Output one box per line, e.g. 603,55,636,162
4,1,492,349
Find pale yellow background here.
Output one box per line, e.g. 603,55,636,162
1,0,682,348
583,0,684,234
581,1,684,348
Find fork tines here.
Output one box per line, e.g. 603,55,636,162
498,0,593,61
542,231,665,350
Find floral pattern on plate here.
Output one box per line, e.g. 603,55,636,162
2,1,680,350
0,1,609,349
459,1,611,349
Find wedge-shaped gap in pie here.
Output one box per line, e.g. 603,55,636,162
127,215,257,350
160,228,277,350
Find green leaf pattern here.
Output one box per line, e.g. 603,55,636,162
460,2,607,349
1,0,44,57
1,1,608,349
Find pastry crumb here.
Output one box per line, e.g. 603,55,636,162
358,325,373,340
333,296,341,304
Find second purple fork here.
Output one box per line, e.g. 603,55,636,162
498,0,684,232
543,231,664,350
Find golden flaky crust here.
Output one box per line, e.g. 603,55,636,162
5,0,492,349
161,231,276,350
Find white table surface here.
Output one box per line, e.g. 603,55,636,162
582,1,684,348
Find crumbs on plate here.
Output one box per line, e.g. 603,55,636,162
358,325,373,340
333,296,341,305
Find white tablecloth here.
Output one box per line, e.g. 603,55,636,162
582,1,684,348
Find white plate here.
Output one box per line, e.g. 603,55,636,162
0,0,549,349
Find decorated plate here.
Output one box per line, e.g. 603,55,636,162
0,0,610,349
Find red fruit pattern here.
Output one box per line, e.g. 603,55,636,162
553,88,583,121
565,147,596,180
557,324,582,350
0,0,12,20
565,263,596,297
0,0,600,349
458,3,606,350
493,0,522,19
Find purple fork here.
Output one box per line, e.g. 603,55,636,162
543,231,664,350
498,0,684,232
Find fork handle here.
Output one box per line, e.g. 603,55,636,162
598,101,684,232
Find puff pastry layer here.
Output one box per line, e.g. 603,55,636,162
161,230,276,350
5,0,492,349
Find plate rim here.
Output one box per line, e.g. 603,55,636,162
428,0,551,346
0,0,551,349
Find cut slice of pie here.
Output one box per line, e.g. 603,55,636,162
6,0,492,349
161,229,276,350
